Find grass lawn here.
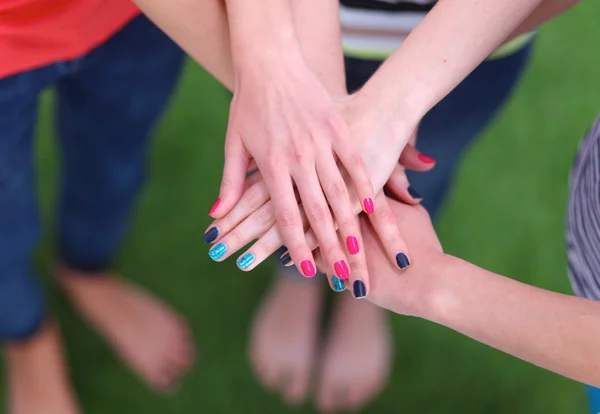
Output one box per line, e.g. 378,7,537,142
2,2,600,413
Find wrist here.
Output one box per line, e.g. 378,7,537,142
419,254,468,326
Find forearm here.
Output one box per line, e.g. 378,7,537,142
134,0,345,95
133,0,234,89
290,0,347,96
359,0,546,124
425,255,600,386
509,0,580,41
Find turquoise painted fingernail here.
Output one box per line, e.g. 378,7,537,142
237,253,255,270
209,243,227,261
332,276,345,292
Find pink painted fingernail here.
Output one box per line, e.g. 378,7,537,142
418,153,436,164
334,260,350,280
346,236,360,255
363,198,375,215
301,260,316,277
208,198,221,216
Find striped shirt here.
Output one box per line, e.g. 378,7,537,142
339,0,533,60
567,116,600,300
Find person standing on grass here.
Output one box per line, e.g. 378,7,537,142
0,1,194,412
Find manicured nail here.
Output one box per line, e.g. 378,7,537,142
334,260,350,280
203,227,219,244
237,253,255,270
279,253,291,266
301,260,316,277
209,243,227,261
363,198,375,215
418,153,436,164
353,279,367,298
208,198,221,216
346,236,360,255
407,186,422,200
332,276,345,292
395,252,410,269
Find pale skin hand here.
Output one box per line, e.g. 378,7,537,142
205,143,434,297
314,198,600,388
214,0,381,279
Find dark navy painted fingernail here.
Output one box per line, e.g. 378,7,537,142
203,227,219,244
237,253,255,270
353,279,367,298
332,276,345,292
407,186,421,200
279,253,291,266
396,252,410,269
209,243,227,261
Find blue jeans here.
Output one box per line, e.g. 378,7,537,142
0,15,185,341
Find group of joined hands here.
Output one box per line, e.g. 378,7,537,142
204,81,442,312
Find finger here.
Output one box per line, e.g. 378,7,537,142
385,164,422,205
313,248,345,292
211,132,251,218
204,180,271,244
258,171,315,277
330,121,376,216
399,145,436,171
207,201,276,264
294,167,348,280
368,192,411,271
316,156,363,280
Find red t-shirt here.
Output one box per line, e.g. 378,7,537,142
0,0,140,79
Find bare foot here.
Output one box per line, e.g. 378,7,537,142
315,293,393,413
4,321,80,414
249,273,324,405
56,263,195,392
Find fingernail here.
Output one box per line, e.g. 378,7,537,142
237,253,255,270
209,243,227,261
279,253,291,266
208,198,221,216
418,154,436,164
407,186,422,200
363,198,375,215
395,252,410,269
353,279,367,299
301,260,316,277
332,276,345,292
203,227,219,244
334,260,350,280
346,236,360,255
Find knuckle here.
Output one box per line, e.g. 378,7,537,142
278,210,297,228
307,203,328,223
327,182,346,199
336,214,354,229
255,205,275,225
348,152,364,168
241,185,264,210
220,177,232,192
375,207,394,224
324,243,340,259
228,230,243,247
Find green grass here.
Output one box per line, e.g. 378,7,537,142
3,2,600,413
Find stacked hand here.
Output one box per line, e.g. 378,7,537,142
205,90,435,297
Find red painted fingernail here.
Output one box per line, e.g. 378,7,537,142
363,198,375,215
208,198,221,216
418,153,436,164
301,260,316,277
334,260,350,280
346,236,360,255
